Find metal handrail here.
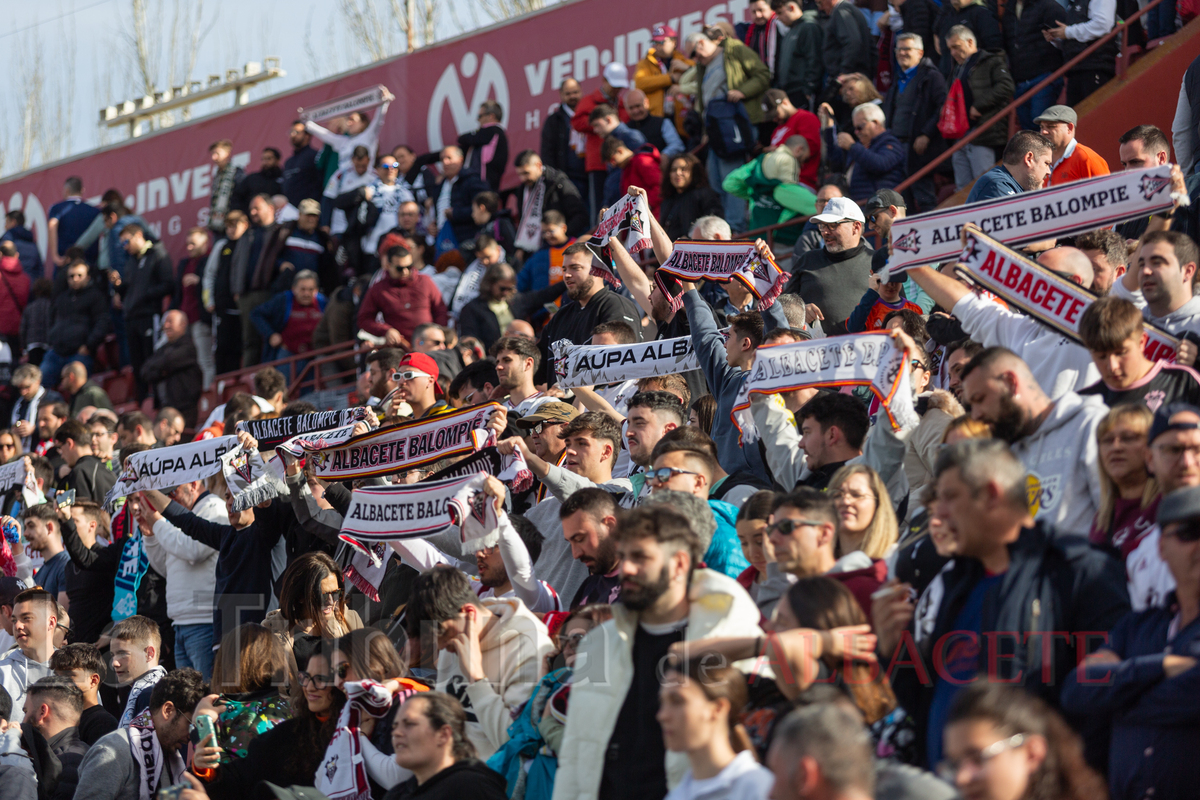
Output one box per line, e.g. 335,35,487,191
209,338,368,400
893,0,1174,197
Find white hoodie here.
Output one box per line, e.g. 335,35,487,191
953,292,1100,400
665,750,775,800
1011,391,1107,536
0,648,52,721
143,492,225,626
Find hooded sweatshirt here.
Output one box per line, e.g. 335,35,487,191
434,597,553,760
1011,391,1107,537
0,648,53,721
664,750,775,800
952,292,1099,400
143,492,225,626
1112,280,1200,337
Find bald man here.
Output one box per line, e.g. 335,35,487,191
139,310,203,427
504,319,535,339
907,251,1100,398
60,362,114,420
959,346,1106,535
622,89,684,159
432,145,490,244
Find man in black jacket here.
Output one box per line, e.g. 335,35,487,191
54,419,116,505
231,195,293,367
818,0,874,103
458,100,509,192
232,148,284,210
139,311,202,428
511,150,589,255
431,147,491,246
874,439,1129,769
115,223,174,402
540,79,588,199
772,0,824,111
457,263,568,352
43,261,110,385
282,122,323,207
881,34,947,212
535,242,642,386
1003,0,1066,129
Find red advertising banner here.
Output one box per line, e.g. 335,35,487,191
0,0,750,263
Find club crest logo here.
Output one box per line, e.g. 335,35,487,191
892,228,922,254
119,462,139,485
324,754,338,780
469,490,489,526
1140,173,1172,200
229,451,254,485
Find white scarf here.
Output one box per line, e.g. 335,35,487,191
551,335,700,389
238,409,368,451
316,680,418,800
127,707,184,800
583,192,653,289
120,666,167,727
515,179,547,252
656,240,787,312
104,436,237,509
220,444,287,512
340,473,487,542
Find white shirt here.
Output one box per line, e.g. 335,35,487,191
435,175,459,228
323,166,375,236
362,181,416,255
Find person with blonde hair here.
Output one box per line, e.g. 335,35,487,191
1090,403,1158,559
659,660,773,800
828,463,898,560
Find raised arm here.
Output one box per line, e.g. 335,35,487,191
484,477,560,613
609,236,654,317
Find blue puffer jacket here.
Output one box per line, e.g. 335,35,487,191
705,498,751,578
823,128,907,202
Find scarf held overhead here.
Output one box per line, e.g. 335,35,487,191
298,84,389,122
732,333,920,444
237,408,369,450
655,240,787,312
551,334,700,388
958,227,1179,361
220,444,287,512
583,191,653,289
886,165,1179,274
103,436,237,508
308,403,500,480
339,473,488,542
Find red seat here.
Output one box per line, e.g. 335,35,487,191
103,371,134,406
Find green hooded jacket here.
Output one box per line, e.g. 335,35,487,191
723,156,817,244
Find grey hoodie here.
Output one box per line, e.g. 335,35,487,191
0,649,52,721
1112,280,1200,336
1011,391,1107,537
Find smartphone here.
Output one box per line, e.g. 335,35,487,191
194,713,217,746
56,489,76,510
156,785,187,800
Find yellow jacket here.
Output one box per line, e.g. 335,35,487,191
633,48,693,118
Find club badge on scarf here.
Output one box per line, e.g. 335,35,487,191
451,482,505,553
317,680,422,800
655,240,787,312
552,335,701,388
959,227,1179,361
886,165,1179,274
276,420,365,461
339,473,488,542
583,191,653,288
514,178,547,252
220,444,286,512
103,436,238,509
308,403,499,480
238,408,369,450
731,333,919,444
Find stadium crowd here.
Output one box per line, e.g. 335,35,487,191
0,4,1198,800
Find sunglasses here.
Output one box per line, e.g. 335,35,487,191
557,631,588,650
334,662,351,679
299,672,331,689
647,466,700,484
530,421,563,434
767,518,826,536
322,590,344,607
392,370,428,382
379,162,401,169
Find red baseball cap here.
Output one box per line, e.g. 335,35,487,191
652,24,678,41
395,352,443,395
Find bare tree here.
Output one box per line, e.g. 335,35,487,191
338,0,409,62
474,0,544,23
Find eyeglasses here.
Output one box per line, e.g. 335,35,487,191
831,488,874,502
299,671,331,689
817,221,849,232
1155,443,1200,462
322,590,344,607
557,631,588,650
767,518,826,536
936,734,1027,782
56,623,71,636
647,466,700,484
853,123,869,131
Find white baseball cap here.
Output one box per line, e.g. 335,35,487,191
603,62,630,89
811,196,866,224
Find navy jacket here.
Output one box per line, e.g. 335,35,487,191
282,145,323,207
823,128,907,202
1063,594,1200,800
889,522,1130,766
965,164,1024,203
164,499,287,643
0,227,42,282
48,198,101,262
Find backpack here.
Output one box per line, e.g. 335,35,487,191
938,78,970,140
705,98,756,160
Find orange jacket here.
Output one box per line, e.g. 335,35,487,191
1049,141,1110,186
572,88,627,173
633,48,693,118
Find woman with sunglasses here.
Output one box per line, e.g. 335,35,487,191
195,649,347,800
487,604,612,800
389,692,508,800
190,623,293,771
265,551,363,667
941,682,1105,800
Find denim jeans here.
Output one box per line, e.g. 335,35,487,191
952,144,999,190
40,351,92,386
1145,0,1178,39
174,623,214,681
708,150,747,232
1015,74,1065,131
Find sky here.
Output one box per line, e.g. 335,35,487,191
0,0,518,178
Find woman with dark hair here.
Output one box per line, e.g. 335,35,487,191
688,395,716,436
735,491,774,600
190,623,293,768
658,154,724,241
386,692,508,800
659,661,773,800
195,648,347,799
264,551,363,666
941,682,1107,800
